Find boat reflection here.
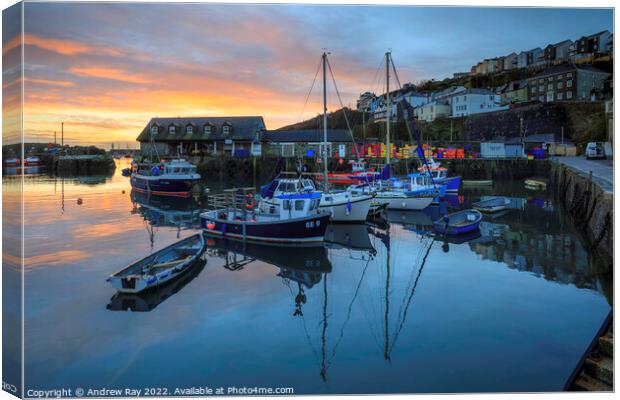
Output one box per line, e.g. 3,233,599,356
106,259,206,312
3,166,45,175
324,224,376,257
131,190,202,229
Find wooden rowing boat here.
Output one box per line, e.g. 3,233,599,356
107,234,205,293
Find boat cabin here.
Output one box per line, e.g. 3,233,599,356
258,192,322,220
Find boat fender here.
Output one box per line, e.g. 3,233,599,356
207,223,215,230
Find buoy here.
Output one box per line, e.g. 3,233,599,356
122,190,125,194
207,223,215,230
77,198,83,205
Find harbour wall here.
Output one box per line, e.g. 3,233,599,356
43,155,116,175
550,162,613,271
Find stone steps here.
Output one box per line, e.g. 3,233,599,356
572,372,612,392
583,354,613,385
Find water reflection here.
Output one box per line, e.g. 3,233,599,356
15,164,612,393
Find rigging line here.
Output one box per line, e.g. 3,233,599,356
325,57,362,160
297,57,323,123
325,256,373,369
395,235,431,324
320,273,329,382
390,56,403,89
388,238,435,356
284,279,322,366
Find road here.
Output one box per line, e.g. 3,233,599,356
554,156,613,193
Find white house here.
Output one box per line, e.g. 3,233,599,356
449,89,509,118
414,101,451,122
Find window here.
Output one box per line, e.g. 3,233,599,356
150,125,158,135
566,91,573,100
464,95,467,100
557,92,563,100
489,95,494,101
538,79,543,83
547,84,553,90
295,200,305,211
222,125,230,134
187,125,193,134
169,125,176,134
557,82,563,89
539,85,544,92
546,91,554,102
532,86,537,94
567,72,573,78
567,80,573,88
204,125,212,135
283,200,291,210
539,95,544,102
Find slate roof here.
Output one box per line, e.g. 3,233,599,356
528,64,610,80
265,129,353,143
136,116,265,142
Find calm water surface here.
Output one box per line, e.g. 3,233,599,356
9,160,611,394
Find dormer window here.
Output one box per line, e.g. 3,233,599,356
222,125,231,135
204,125,212,135
150,125,158,135
186,125,193,134
169,125,176,134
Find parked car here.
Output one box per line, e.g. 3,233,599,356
585,142,606,160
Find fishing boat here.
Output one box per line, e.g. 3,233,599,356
473,197,511,213
202,190,331,244
3,158,20,167
433,209,482,236
24,156,42,167
130,159,201,197
328,160,380,185
417,158,461,192
261,175,373,223
107,234,205,293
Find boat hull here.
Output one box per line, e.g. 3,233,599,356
434,210,482,236
130,174,200,197
319,195,372,222
375,193,435,211
201,211,331,244
440,176,461,192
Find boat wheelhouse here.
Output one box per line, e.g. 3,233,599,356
130,159,201,197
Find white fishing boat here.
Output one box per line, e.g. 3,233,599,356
261,176,372,222
107,234,205,293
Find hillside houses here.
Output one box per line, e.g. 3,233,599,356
470,29,613,76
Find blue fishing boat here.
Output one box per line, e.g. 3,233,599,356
130,159,201,197
107,234,205,293
201,191,331,244
433,209,482,236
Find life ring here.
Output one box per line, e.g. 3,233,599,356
245,194,257,210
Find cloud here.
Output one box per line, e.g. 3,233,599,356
25,78,76,87
69,66,152,84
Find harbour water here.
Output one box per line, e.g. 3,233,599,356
9,159,611,394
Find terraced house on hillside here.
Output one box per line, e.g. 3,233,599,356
526,65,611,103
137,116,266,157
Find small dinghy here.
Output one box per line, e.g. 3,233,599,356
472,197,511,213
434,209,482,236
107,234,205,293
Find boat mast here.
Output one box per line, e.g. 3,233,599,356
322,52,329,190
385,50,391,165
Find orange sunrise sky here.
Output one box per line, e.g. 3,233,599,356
2,2,613,148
